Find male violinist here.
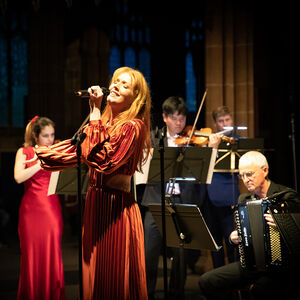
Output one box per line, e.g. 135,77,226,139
141,96,222,300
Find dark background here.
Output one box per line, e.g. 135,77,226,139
0,0,299,242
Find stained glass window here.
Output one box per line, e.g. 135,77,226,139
0,12,27,128
109,0,151,88
185,20,204,112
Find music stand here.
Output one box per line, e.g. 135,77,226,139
48,163,89,196
149,203,220,251
48,162,89,300
214,138,265,173
147,147,219,300
147,146,217,184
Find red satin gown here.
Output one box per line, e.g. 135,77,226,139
36,119,148,300
17,147,65,300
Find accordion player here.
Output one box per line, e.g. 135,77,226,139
234,190,300,271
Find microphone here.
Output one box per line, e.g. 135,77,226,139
75,87,110,98
71,132,87,146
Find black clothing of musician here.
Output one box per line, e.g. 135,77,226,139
198,180,300,300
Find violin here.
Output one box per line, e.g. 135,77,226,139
174,125,235,147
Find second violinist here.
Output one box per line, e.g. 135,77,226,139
205,105,240,269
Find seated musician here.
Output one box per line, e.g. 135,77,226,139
141,96,221,300
198,150,300,300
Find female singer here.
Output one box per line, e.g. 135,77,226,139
14,116,65,300
35,67,151,299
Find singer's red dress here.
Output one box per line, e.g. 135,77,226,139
17,147,65,300
36,119,148,300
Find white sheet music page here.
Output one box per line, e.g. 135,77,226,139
48,171,60,196
206,148,217,184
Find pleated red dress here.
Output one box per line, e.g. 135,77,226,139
36,119,148,300
18,147,65,300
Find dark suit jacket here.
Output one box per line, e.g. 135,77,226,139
237,180,300,266
238,180,300,208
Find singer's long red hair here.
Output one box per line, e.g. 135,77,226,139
101,67,151,171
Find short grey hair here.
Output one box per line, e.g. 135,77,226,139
239,151,269,169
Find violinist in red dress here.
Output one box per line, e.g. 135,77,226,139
14,116,66,300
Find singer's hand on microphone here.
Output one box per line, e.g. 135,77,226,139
88,85,104,107
88,85,104,120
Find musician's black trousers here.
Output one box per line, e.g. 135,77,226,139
198,261,299,300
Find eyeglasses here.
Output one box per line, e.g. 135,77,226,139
238,171,256,180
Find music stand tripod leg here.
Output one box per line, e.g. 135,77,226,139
169,204,186,300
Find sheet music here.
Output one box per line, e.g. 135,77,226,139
206,148,217,184
48,171,60,196
135,147,217,185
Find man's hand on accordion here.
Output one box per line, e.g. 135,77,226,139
264,212,277,228
230,230,240,245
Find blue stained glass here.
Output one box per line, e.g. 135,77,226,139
124,25,128,42
186,52,196,112
123,3,128,15
131,28,135,42
0,15,7,30
109,3,151,93
109,46,121,76
124,47,136,68
12,86,26,127
138,29,143,44
185,30,190,47
145,28,150,44
0,12,28,128
11,35,27,85
138,48,151,88
11,34,27,127
116,24,121,41
10,12,17,31
0,36,8,126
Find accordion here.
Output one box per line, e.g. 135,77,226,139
234,199,288,271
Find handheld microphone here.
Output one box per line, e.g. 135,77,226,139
75,87,110,98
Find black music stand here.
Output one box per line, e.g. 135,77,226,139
214,138,265,173
48,163,89,196
147,146,217,184
149,203,220,250
147,146,219,300
48,163,89,300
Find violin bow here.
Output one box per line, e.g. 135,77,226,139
187,89,207,146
